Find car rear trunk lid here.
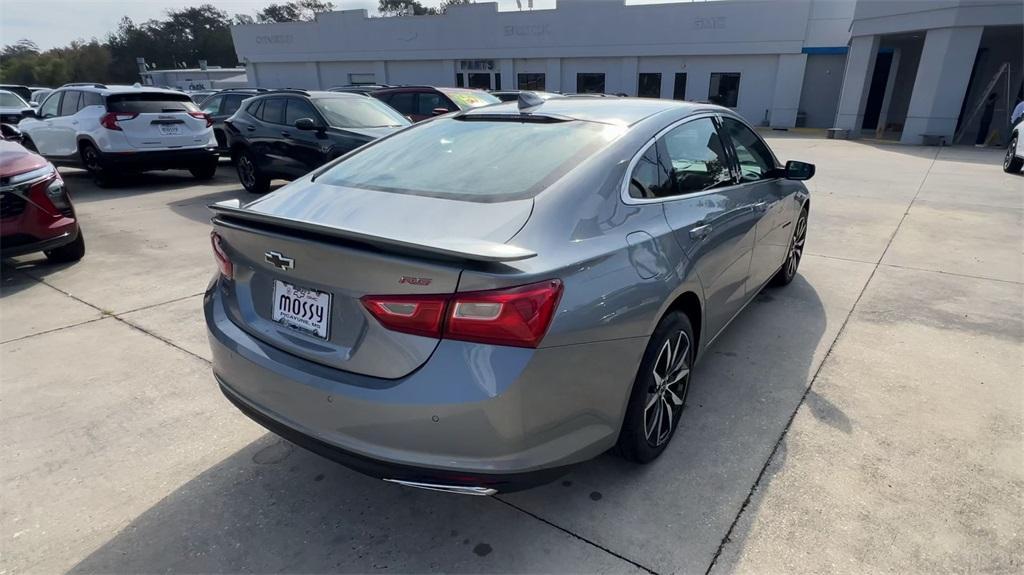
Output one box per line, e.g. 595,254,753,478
107,92,210,149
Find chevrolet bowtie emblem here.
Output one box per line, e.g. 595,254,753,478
265,251,294,271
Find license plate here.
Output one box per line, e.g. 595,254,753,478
272,280,331,339
159,125,181,135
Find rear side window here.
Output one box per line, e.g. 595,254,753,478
259,98,286,124
200,95,223,115
246,99,262,115
81,92,104,108
106,92,198,114
629,140,674,199
385,92,415,115
59,91,81,116
222,94,246,116
318,118,625,201
416,92,448,116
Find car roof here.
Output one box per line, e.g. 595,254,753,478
56,84,188,97
460,97,714,126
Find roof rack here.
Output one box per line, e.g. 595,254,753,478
61,83,107,89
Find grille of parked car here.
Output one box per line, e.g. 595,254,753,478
0,191,27,218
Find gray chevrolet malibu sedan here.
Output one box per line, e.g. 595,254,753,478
205,94,814,495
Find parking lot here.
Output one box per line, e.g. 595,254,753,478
1,134,1021,573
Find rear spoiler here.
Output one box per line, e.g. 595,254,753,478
209,199,537,263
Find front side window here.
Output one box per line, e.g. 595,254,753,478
661,117,732,195
577,73,605,94
721,117,776,182
709,73,741,107
518,73,545,90
38,92,61,118
629,140,673,199
259,98,286,124
285,98,319,125
638,73,662,98
318,118,625,201
416,93,447,116
314,97,408,128
59,91,81,116
201,95,223,115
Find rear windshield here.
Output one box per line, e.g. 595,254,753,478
0,91,28,108
318,117,624,201
314,97,409,129
106,93,198,114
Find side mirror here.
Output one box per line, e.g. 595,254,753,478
294,117,321,131
784,160,815,181
431,107,450,116
21,108,37,119
0,123,23,142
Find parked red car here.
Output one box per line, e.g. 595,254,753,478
0,138,84,262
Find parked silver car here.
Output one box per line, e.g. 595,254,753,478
205,95,814,494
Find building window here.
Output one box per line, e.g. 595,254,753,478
456,73,464,87
518,73,545,90
495,73,502,91
348,73,375,86
673,73,687,100
576,73,605,94
638,73,661,98
709,73,740,107
468,73,490,90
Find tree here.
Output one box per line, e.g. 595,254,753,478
439,0,472,13
378,0,438,16
256,0,336,23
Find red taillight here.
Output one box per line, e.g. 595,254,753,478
361,279,563,348
189,111,214,128
210,232,233,279
360,294,449,338
99,112,138,131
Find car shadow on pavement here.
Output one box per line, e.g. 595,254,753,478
65,273,844,574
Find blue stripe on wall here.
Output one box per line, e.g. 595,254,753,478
802,47,849,55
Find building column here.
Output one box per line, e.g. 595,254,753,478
834,34,880,135
246,62,259,88
900,26,983,145
373,61,387,85
546,58,561,92
770,53,807,128
498,59,514,90
621,57,638,96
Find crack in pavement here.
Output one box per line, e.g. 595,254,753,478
703,145,942,575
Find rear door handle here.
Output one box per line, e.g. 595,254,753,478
281,131,291,138
689,224,713,240
246,125,256,131
752,201,769,212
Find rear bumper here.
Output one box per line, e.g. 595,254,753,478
204,279,645,492
99,147,217,170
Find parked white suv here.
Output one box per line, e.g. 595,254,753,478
18,83,218,185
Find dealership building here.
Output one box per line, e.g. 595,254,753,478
231,0,1022,144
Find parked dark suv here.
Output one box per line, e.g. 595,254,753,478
224,90,410,193
372,86,500,122
199,89,267,154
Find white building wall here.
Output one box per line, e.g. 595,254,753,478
319,61,380,88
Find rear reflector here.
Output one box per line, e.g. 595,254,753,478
361,294,448,338
210,232,233,279
361,279,562,348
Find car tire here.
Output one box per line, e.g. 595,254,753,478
770,206,808,287
189,159,218,180
614,310,694,463
236,149,270,194
80,143,113,187
44,230,85,263
1004,135,1023,173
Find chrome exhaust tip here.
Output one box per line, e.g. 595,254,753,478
383,479,497,496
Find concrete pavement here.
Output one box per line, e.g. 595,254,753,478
1,139,1021,574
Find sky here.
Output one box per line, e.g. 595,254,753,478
0,0,690,50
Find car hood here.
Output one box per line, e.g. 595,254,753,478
242,177,533,245
0,140,47,178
